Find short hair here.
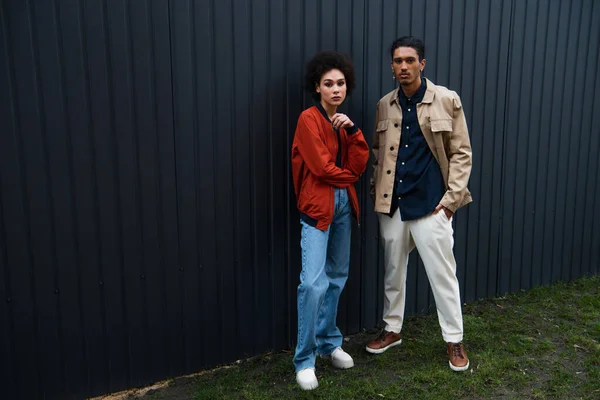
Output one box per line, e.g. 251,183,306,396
389,36,425,61
305,51,356,102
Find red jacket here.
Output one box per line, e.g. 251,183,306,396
291,106,370,230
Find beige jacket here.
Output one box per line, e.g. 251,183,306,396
370,78,472,214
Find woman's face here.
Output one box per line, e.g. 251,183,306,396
316,68,346,109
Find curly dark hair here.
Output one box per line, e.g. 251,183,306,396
305,51,356,102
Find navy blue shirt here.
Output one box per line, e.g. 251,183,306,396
393,79,446,221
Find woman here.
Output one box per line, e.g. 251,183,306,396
290,51,369,390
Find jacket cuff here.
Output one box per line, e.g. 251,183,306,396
345,125,359,135
439,195,458,213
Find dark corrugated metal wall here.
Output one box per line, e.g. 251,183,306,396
0,0,598,398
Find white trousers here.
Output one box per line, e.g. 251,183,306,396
378,208,463,343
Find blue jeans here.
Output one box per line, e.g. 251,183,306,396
293,188,351,372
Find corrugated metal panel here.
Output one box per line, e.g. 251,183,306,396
499,0,600,294
0,0,598,398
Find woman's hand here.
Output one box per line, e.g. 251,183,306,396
331,113,354,129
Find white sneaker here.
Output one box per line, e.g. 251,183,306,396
296,368,318,390
322,347,354,369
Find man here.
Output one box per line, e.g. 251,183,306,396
367,36,472,372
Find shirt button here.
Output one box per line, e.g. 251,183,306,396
390,146,394,151
401,162,405,165
408,108,411,112
399,179,403,183
405,145,408,147
386,170,391,174
406,126,409,129
384,194,388,198
398,196,402,200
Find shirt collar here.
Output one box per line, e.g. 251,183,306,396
390,78,435,105
398,77,427,105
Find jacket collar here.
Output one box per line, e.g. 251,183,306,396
315,102,331,121
389,78,435,105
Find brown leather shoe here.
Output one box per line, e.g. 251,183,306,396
365,330,402,354
447,342,469,371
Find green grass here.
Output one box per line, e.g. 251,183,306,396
136,276,600,400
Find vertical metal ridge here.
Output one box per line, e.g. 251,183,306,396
409,0,413,33
496,0,515,293
0,2,20,395
468,0,480,294
266,0,275,348
584,1,600,274
190,0,202,366
248,0,259,352
561,1,582,281
520,0,539,289
21,0,44,393
540,1,561,284
513,0,539,289
435,0,441,70
0,132,18,400
29,0,67,392
186,0,198,369
72,0,92,390
148,0,168,375
301,0,306,107
479,0,493,297
101,0,131,387
228,0,241,356
0,198,18,398
334,0,338,47
533,0,552,286
490,0,505,294
166,0,185,374
355,0,367,330
283,0,292,346
207,0,223,360
578,0,597,276
569,0,593,279
549,0,568,282
551,1,572,281
458,0,466,100
0,10,18,397
574,0,592,278
378,2,384,95
422,0,427,43
444,0,451,84
359,0,368,327
596,0,600,275
250,0,261,352
317,0,322,48
393,0,398,38
127,0,150,379
511,0,528,290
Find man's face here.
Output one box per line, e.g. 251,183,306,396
391,46,425,86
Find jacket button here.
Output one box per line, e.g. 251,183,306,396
390,146,394,151
394,123,399,128
383,194,388,198
386,170,391,174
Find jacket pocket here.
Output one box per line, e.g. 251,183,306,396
430,118,453,132
375,119,389,171
376,119,389,132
